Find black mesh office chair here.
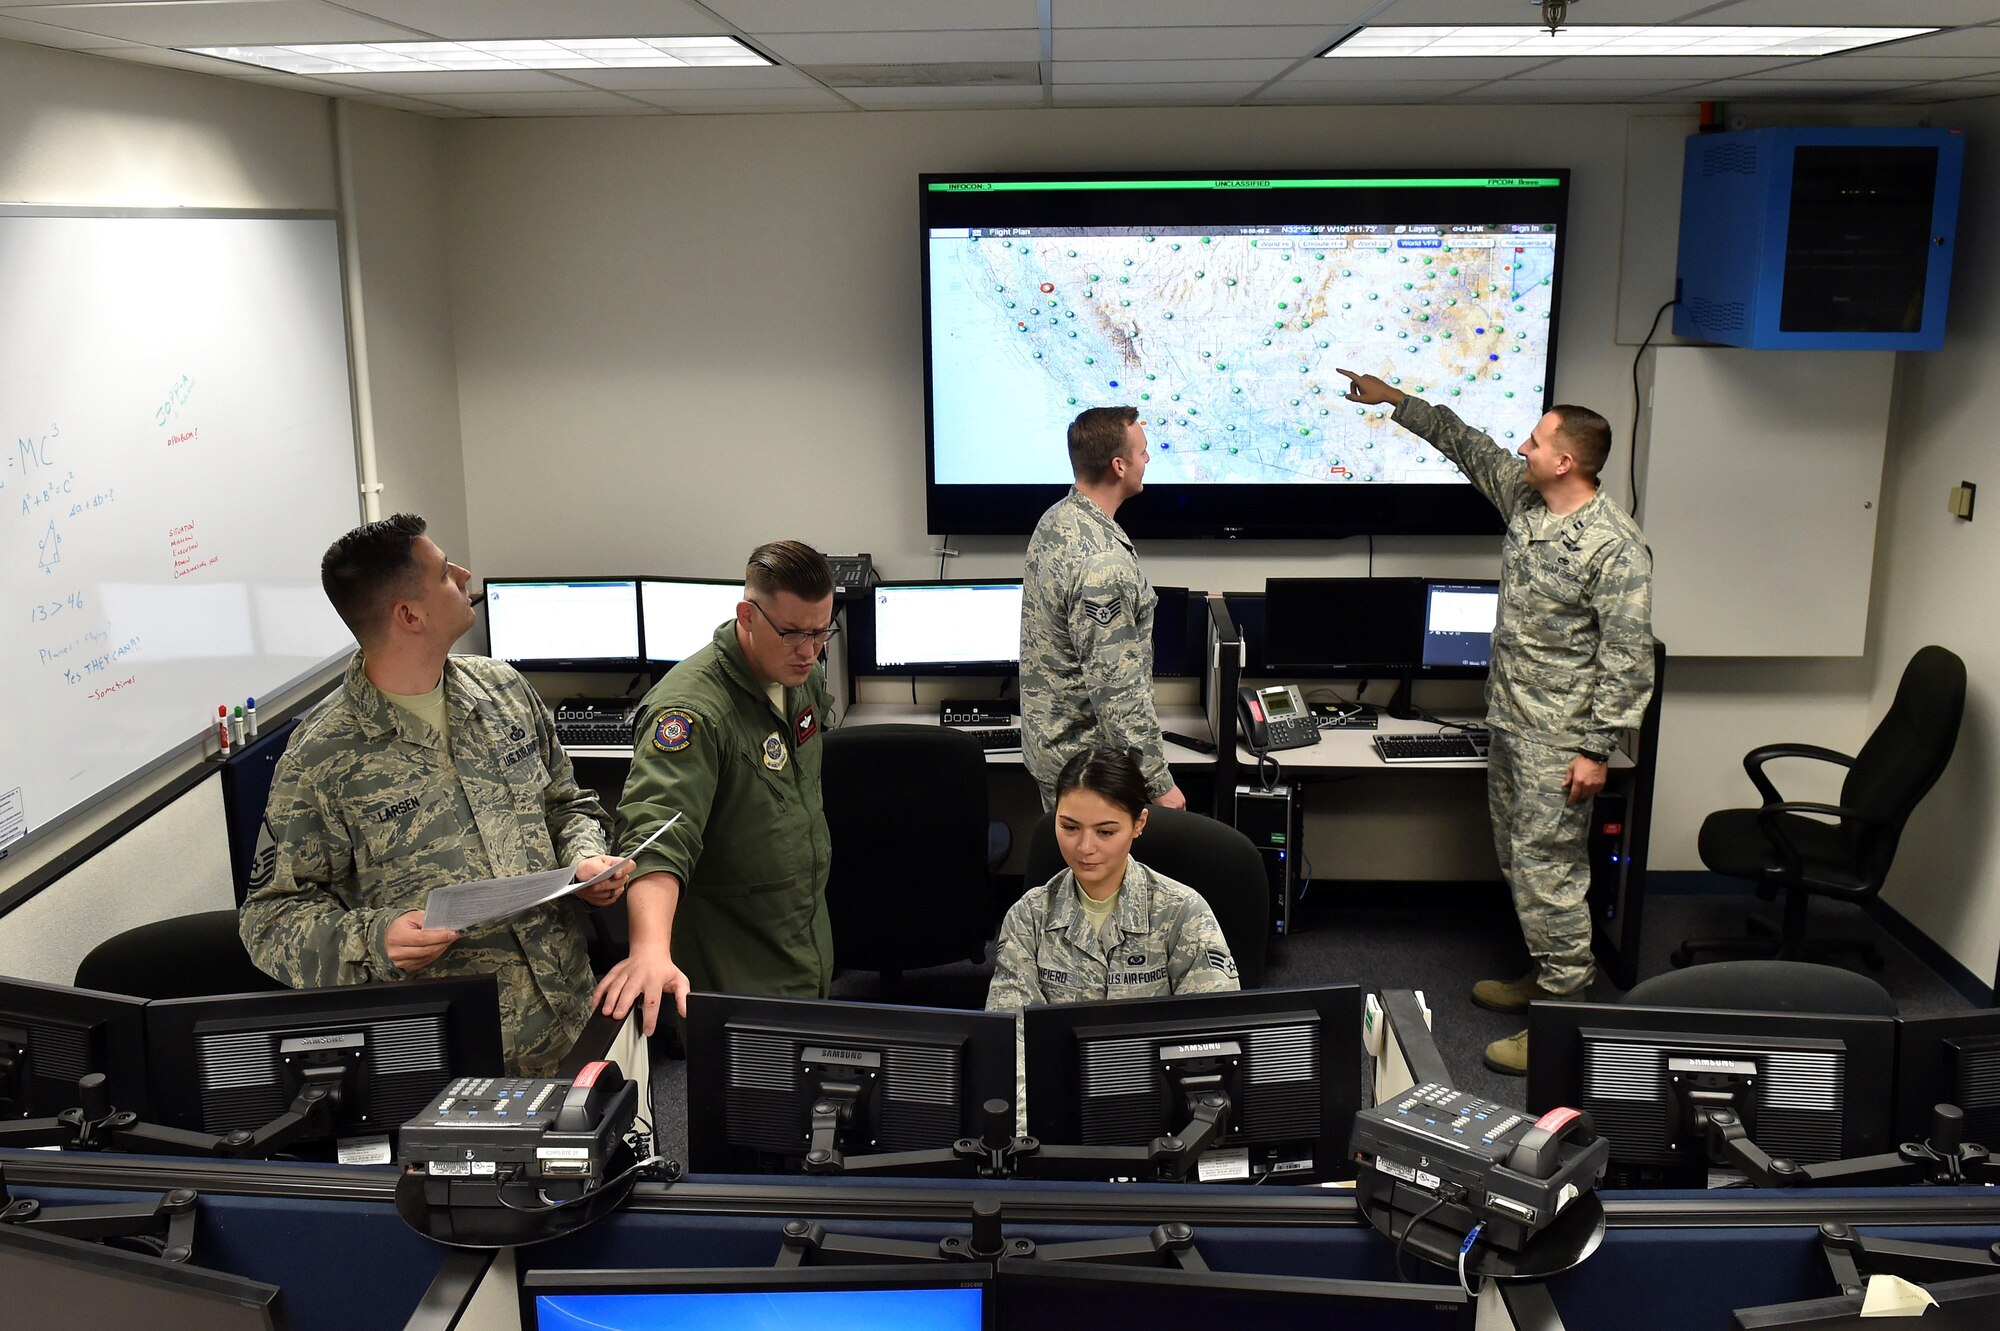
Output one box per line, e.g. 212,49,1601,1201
1023,806,1269,989
821,724,993,992
75,910,287,999
1674,645,1966,970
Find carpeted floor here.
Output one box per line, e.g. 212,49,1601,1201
644,882,1974,1170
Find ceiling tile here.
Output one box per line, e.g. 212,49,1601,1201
1675,78,1927,99
334,1,732,40
622,86,854,110
1051,82,1259,105
756,29,1041,63
1511,56,1798,80
1053,58,1296,84
1251,79,1491,103
0,13,124,47
342,91,472,115
1453,79,1708,101
1059,0,1379,23
307,69,585,94
1751,55,2000,79
1816,26,2000,58
1280,56,1561,82
0,1,427,45
557,64,818,91
704,0,1037,33
838,84,1048,108
412,89,659,112
1055,25,1342,61
1700,0,1997,24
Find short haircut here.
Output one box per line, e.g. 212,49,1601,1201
745,540,834,604
1551,404,1612,480
1054,746,1150,822
321,513,429,646
1067,405,1140,485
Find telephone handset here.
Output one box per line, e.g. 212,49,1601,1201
1237,684,1320,754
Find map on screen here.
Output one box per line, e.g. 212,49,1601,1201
928,225,1556,487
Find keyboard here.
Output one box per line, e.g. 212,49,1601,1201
958,726,1022,753
1372,730,1490,764
554,699,640,748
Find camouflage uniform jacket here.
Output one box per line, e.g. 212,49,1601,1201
986,858,1239,1123
1020,489,1170,797
1394,396,1655,756
617,620,835,1002
240,651,608,1077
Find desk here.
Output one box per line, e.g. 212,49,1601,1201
1235,711,1649,987
843,703,1219,768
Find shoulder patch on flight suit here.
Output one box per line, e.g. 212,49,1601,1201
794,706,818,746
1082,596,1123,625
762,732,788,770
652,709,697,753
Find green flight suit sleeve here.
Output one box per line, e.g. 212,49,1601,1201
1581,535,1656,758
618,702,717,883
1069,553,1170,798
1393,395,1533,522
239,759,400,987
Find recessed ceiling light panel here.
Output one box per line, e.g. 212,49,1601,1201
184,36,773,75
1322,26,1935,59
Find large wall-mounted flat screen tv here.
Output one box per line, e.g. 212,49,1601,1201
921,170,1570,539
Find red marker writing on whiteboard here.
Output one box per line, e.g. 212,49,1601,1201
217,704,231,757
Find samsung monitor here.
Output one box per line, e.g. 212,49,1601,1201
997,1258,1469,1331
1528,1001,1896,1189
144,975,504,1156
1021,984,1363,1183
640,577,744,665
0,976,149,1120
522,1265,991,1331
484,577,642,672
0,1225,287,1331
853,580,1024,676
1150,585,1202,678
921,168,1569,539
1262,578,1426,675
1894,1010,2000,1150
1418,579,1500,675
684,994,1016,1175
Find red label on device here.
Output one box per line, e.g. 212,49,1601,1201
573,1060,609,1088
1535,1106,1583,1133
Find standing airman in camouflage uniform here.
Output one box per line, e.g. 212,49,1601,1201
1338,370,1654,1076
1020,406,1187,812
241,515,630,1077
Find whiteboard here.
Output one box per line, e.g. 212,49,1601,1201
0,211,361,854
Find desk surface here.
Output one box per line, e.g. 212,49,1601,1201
843,703,1217,766
1246,710,1636,773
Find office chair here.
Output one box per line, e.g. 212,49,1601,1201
75,910,288,999
1674,644,1966,971
1023,806,1269,989
820,724,993,992
1626,960,1896,1018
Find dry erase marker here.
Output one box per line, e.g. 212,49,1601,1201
231,705,246,748
245,696,259,739
217,704,232,757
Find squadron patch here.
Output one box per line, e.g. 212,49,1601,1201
1082,596,1123,626
651,709,697,753
762,731,788,770
794,706,819,746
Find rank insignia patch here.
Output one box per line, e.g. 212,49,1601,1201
1082,596,1123,626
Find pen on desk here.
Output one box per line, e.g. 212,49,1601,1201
230,705,246,749
245,696,258,739
216,704,231,758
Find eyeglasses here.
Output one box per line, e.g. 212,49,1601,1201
749,598,840,647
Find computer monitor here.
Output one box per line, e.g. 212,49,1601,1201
1022,984,1362,1183
996,1258,1468,1330
853,580,1024,676
0,1224,287,1331
1528,1001,1896,1188
1150,585,1201,678
520,1265,991,1331
639,576,743,665
1894,1010,2000,1150
1261,578,1426,675
1418,579,1499,675
483,577,641,672
143,976,504,1155
0,976,149,1119
684,994,1015,1174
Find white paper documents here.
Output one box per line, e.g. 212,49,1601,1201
421,813,679,932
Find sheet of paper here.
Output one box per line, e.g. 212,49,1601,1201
1859,1274,1938,1317
421,813,679,932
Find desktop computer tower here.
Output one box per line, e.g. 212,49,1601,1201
1586,789,1635,985
1674,126,1963,350
1234,783,1299,936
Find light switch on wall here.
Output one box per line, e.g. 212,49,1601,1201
1948,482,1977,520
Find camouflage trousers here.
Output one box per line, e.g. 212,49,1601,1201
1486,727,1595,995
